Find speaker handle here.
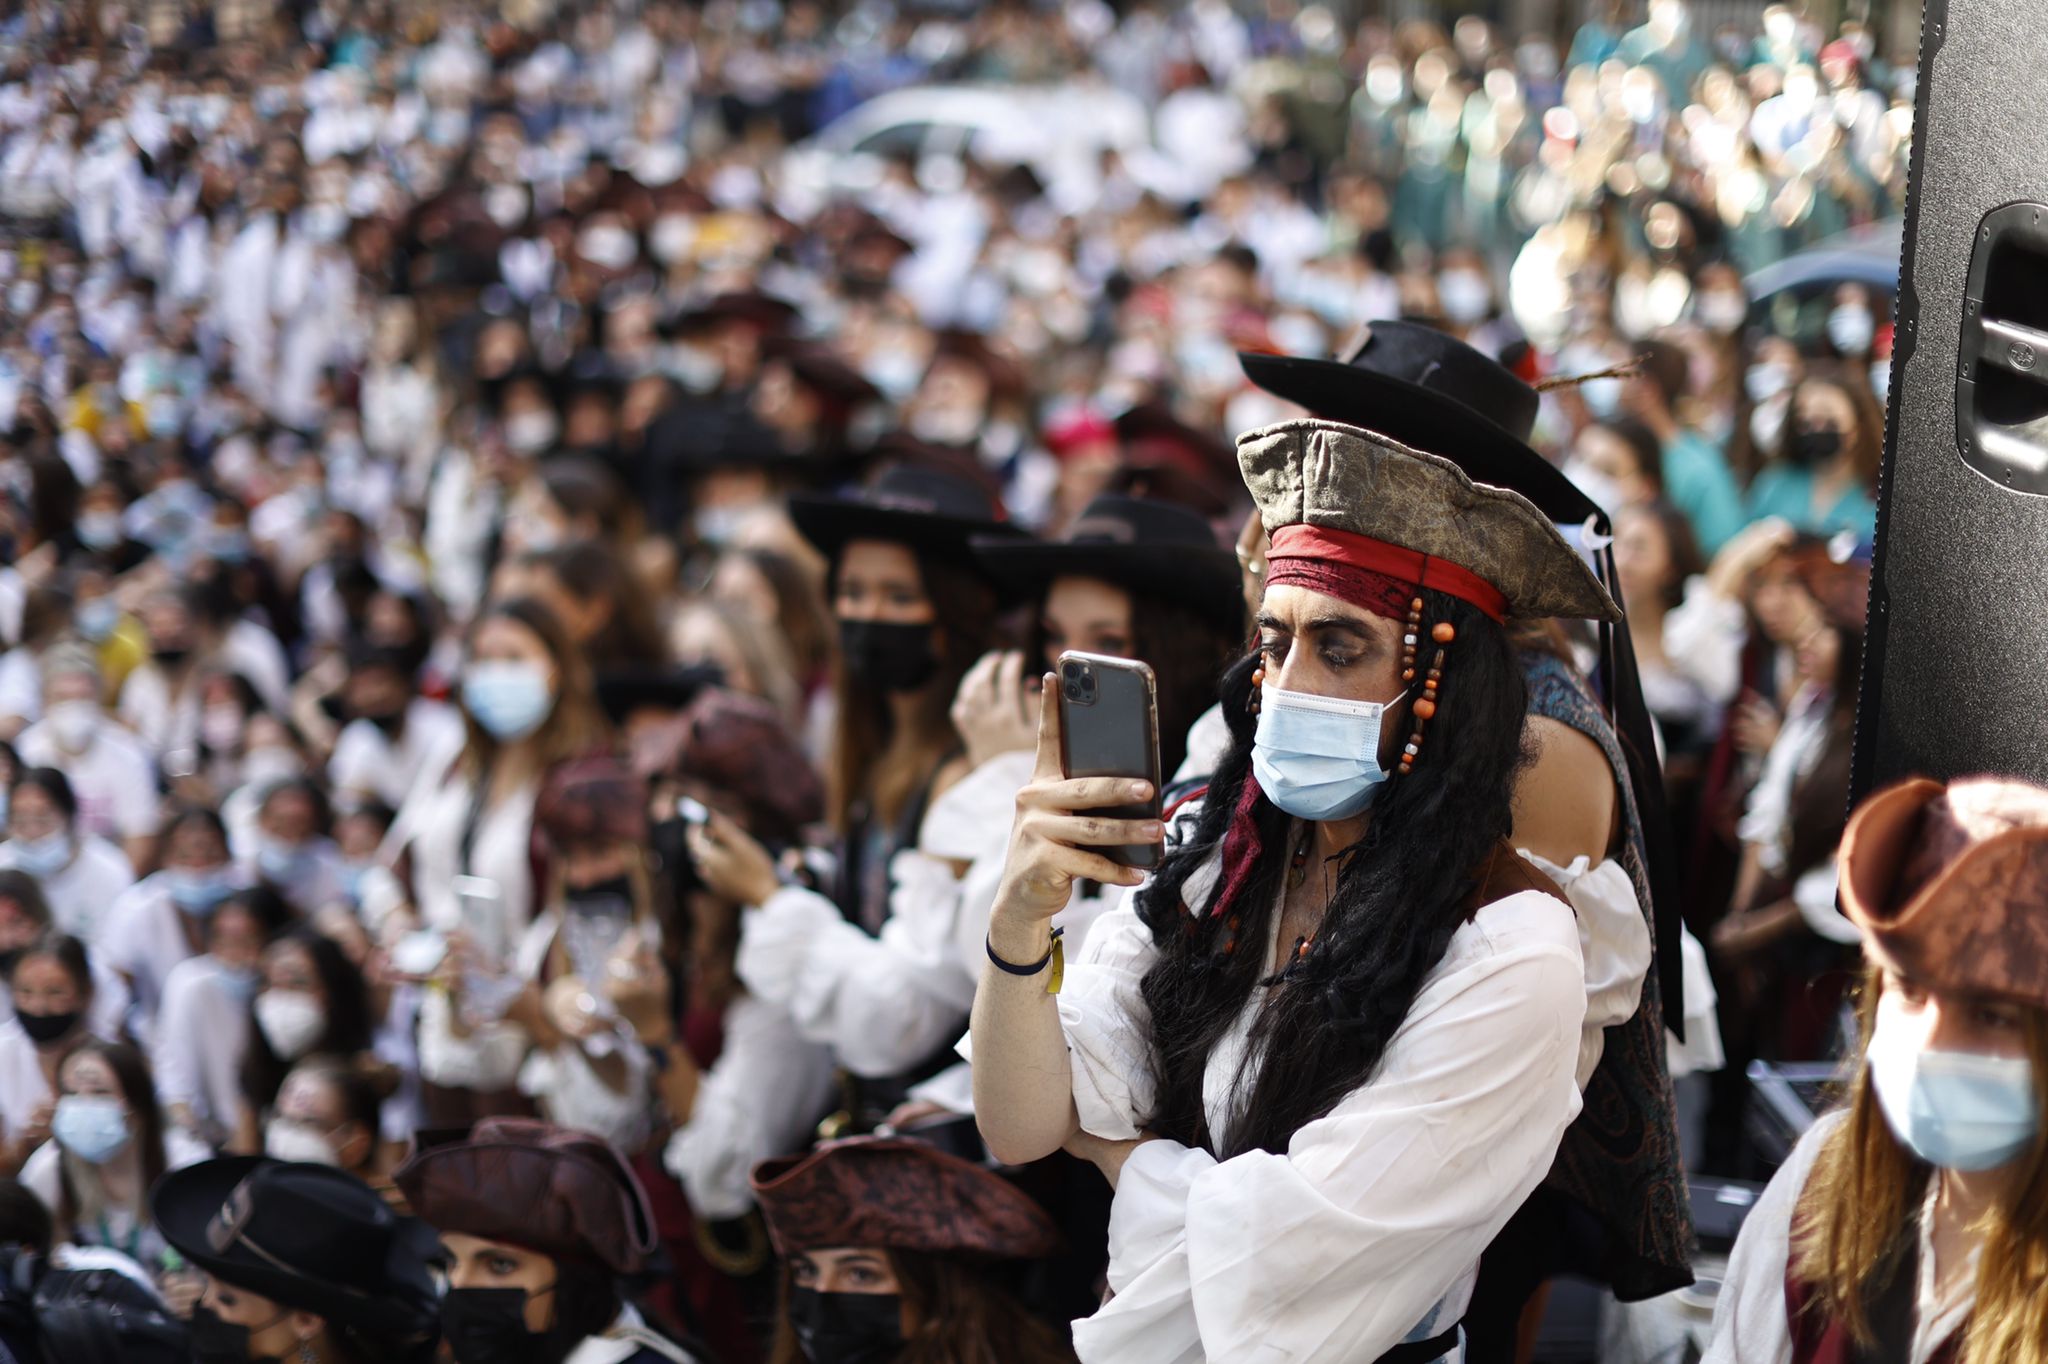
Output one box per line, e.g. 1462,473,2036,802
1957,201,2048,490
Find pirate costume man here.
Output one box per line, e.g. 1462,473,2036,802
972,414,1636,1362
1240,324,1696,1327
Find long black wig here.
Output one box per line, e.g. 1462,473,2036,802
1133,589,1534,1159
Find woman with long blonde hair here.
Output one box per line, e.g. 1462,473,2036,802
1708,775,2048,1363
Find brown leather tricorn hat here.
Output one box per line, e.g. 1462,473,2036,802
1236,419,1621,622
393,1118,657,1275
533,755,649,852
750,1137,1058,1260
1838,775,2048,1008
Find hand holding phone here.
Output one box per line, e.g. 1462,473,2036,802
991,672,1163,925
1054,652,1164,870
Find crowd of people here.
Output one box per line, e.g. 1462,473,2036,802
0,0,2013,1360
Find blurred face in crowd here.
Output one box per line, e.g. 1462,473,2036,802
472,614,556,681
270,1067,372,1171
790,1246,903,1296
8,784,68,847
0,896,41,955
165,818,231,873
12,952,83,1037
1041,577,1135,668
208,901,267,973
1789,379,1859,463
258,787,319,849
1571,425,1656,508
441,1233,560,1332
1612,506,1677,609
833,541,933,627
1748,556,1823,647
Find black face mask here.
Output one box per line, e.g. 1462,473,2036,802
359,707,407,737
16,1008,78,1046
189,1304,284,1364
565,875,635,917
789,1288,905,1364
1788,426,1843,467
838,620,937,695
441,1285,577,1364
152,644,191,667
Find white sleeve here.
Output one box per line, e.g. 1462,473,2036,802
1792,861,1860,945
1072,894,1586,1364
149,968,204,1108
111,745,161,840
1663,576,1748,707
662,993,837,1220
1052,900,1163,1142
1703,1112,1844,1364
734,852,977,1078
917,750,1032,864
0,650,39,724
1519,851,1652,1090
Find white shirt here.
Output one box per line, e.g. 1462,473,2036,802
327,700,466,809
385,741,540,1091
1016,860,1585,1362
16,721,159,842
150,954,253,1143
96,873,211,1032
735,846,973,1079
0,835,135,942
1707,1110,1974,1364
0,1018,65,1145
21,1126,211,1265
662,991,837,1220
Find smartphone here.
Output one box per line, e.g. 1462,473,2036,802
1055,651,1163,870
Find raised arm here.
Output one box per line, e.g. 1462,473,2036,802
972,678,1157,1166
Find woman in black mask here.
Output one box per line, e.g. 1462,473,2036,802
751,1136,1074,1364
395,1117,700,1364
150,1154,441,1364
687,453,1011,1133
1742,362,1881,539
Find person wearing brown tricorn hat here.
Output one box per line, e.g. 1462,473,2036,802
394,1116,701,1363
1706,775,2048,1364
749,1135,1074,1363
1237,323,1698,1343
972,415,1645,1360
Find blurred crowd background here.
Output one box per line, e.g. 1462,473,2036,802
0,0,1919,1358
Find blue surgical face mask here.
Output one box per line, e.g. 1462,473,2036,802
216,962,261,1004
75,596,120,641
9,831,71,877
1250,682,1407,822
256,836,309,884
166,866,235,915
462,661,555,741
53,1094,130,1165
1869,1011,2039,1172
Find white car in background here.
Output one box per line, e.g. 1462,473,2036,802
774,83,1161,216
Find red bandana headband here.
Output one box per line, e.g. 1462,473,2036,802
1263,524,1509,624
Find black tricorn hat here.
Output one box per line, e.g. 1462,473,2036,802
1239,321,1602,528
971,494,1244,636
790,455,1026,571
153,1157,441,1343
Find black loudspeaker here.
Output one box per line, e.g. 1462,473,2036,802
1851,0,2048,801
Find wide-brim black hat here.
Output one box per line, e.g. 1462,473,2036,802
1238,321,1600,527
971,494,1244,636
789,452,1026,571
153,1157,441,1339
